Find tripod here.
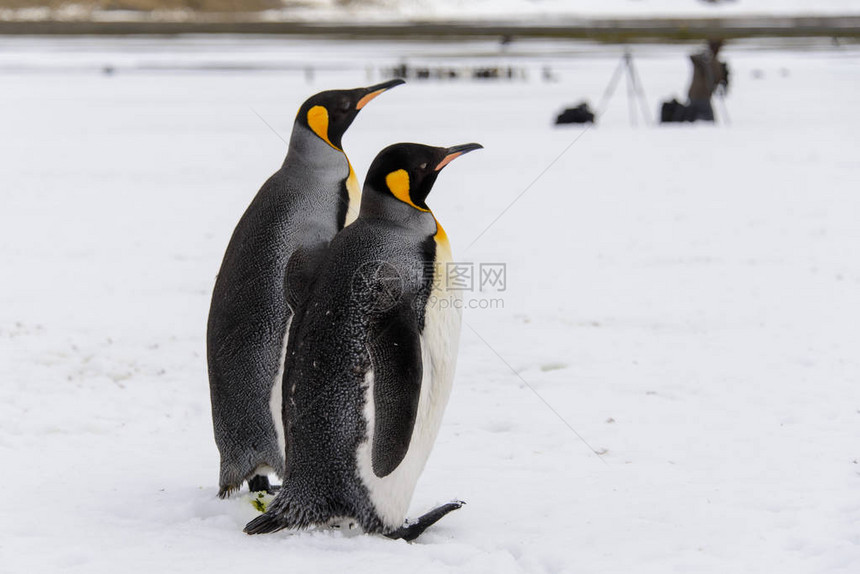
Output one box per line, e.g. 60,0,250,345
596,50,652,126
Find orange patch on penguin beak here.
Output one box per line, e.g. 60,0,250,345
435,152,463,171
355,89,385,110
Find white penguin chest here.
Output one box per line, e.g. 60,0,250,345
355,232,462,529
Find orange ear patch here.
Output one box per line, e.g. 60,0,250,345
307,105,336,148
385,169,429,212
385,169,411,203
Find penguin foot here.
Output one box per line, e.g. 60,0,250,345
385,500,465,542
247,474,280,494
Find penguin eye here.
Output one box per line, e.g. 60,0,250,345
339,98,351,112
419,162,428,170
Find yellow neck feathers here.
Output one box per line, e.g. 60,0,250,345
384,169,448,247
433,217,451,257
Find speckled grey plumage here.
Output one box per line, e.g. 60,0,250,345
243,187,437,535
207,124,351,498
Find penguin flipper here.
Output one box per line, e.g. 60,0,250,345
367,306,423,478
385,501,465,542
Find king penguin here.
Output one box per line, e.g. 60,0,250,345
207,80,404,498
244,141,482,541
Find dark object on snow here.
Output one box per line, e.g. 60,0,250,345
721,61,730,90
689,43,727,101
660,98,717,123
661,40,729,123
688,98,715,122
386,62,523,82
555,102,595,125
661,98,686,123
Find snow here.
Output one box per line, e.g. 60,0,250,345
1,36,860,573
299,0,860,19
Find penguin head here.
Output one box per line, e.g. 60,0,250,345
296,79,405,150
364,142,483,213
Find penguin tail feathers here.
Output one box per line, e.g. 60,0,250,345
244,512,287,535
243,492,353,535
218,484,240,500
243,488,301,535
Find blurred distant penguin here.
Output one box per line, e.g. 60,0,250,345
244,141,482,541
207,80,404,498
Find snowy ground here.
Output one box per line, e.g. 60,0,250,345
280,0,860,20
1,37,859,573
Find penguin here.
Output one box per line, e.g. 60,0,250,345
244,141,482,541
207,80,404,499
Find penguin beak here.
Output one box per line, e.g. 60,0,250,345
355,79,406,110
435,142,484,171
